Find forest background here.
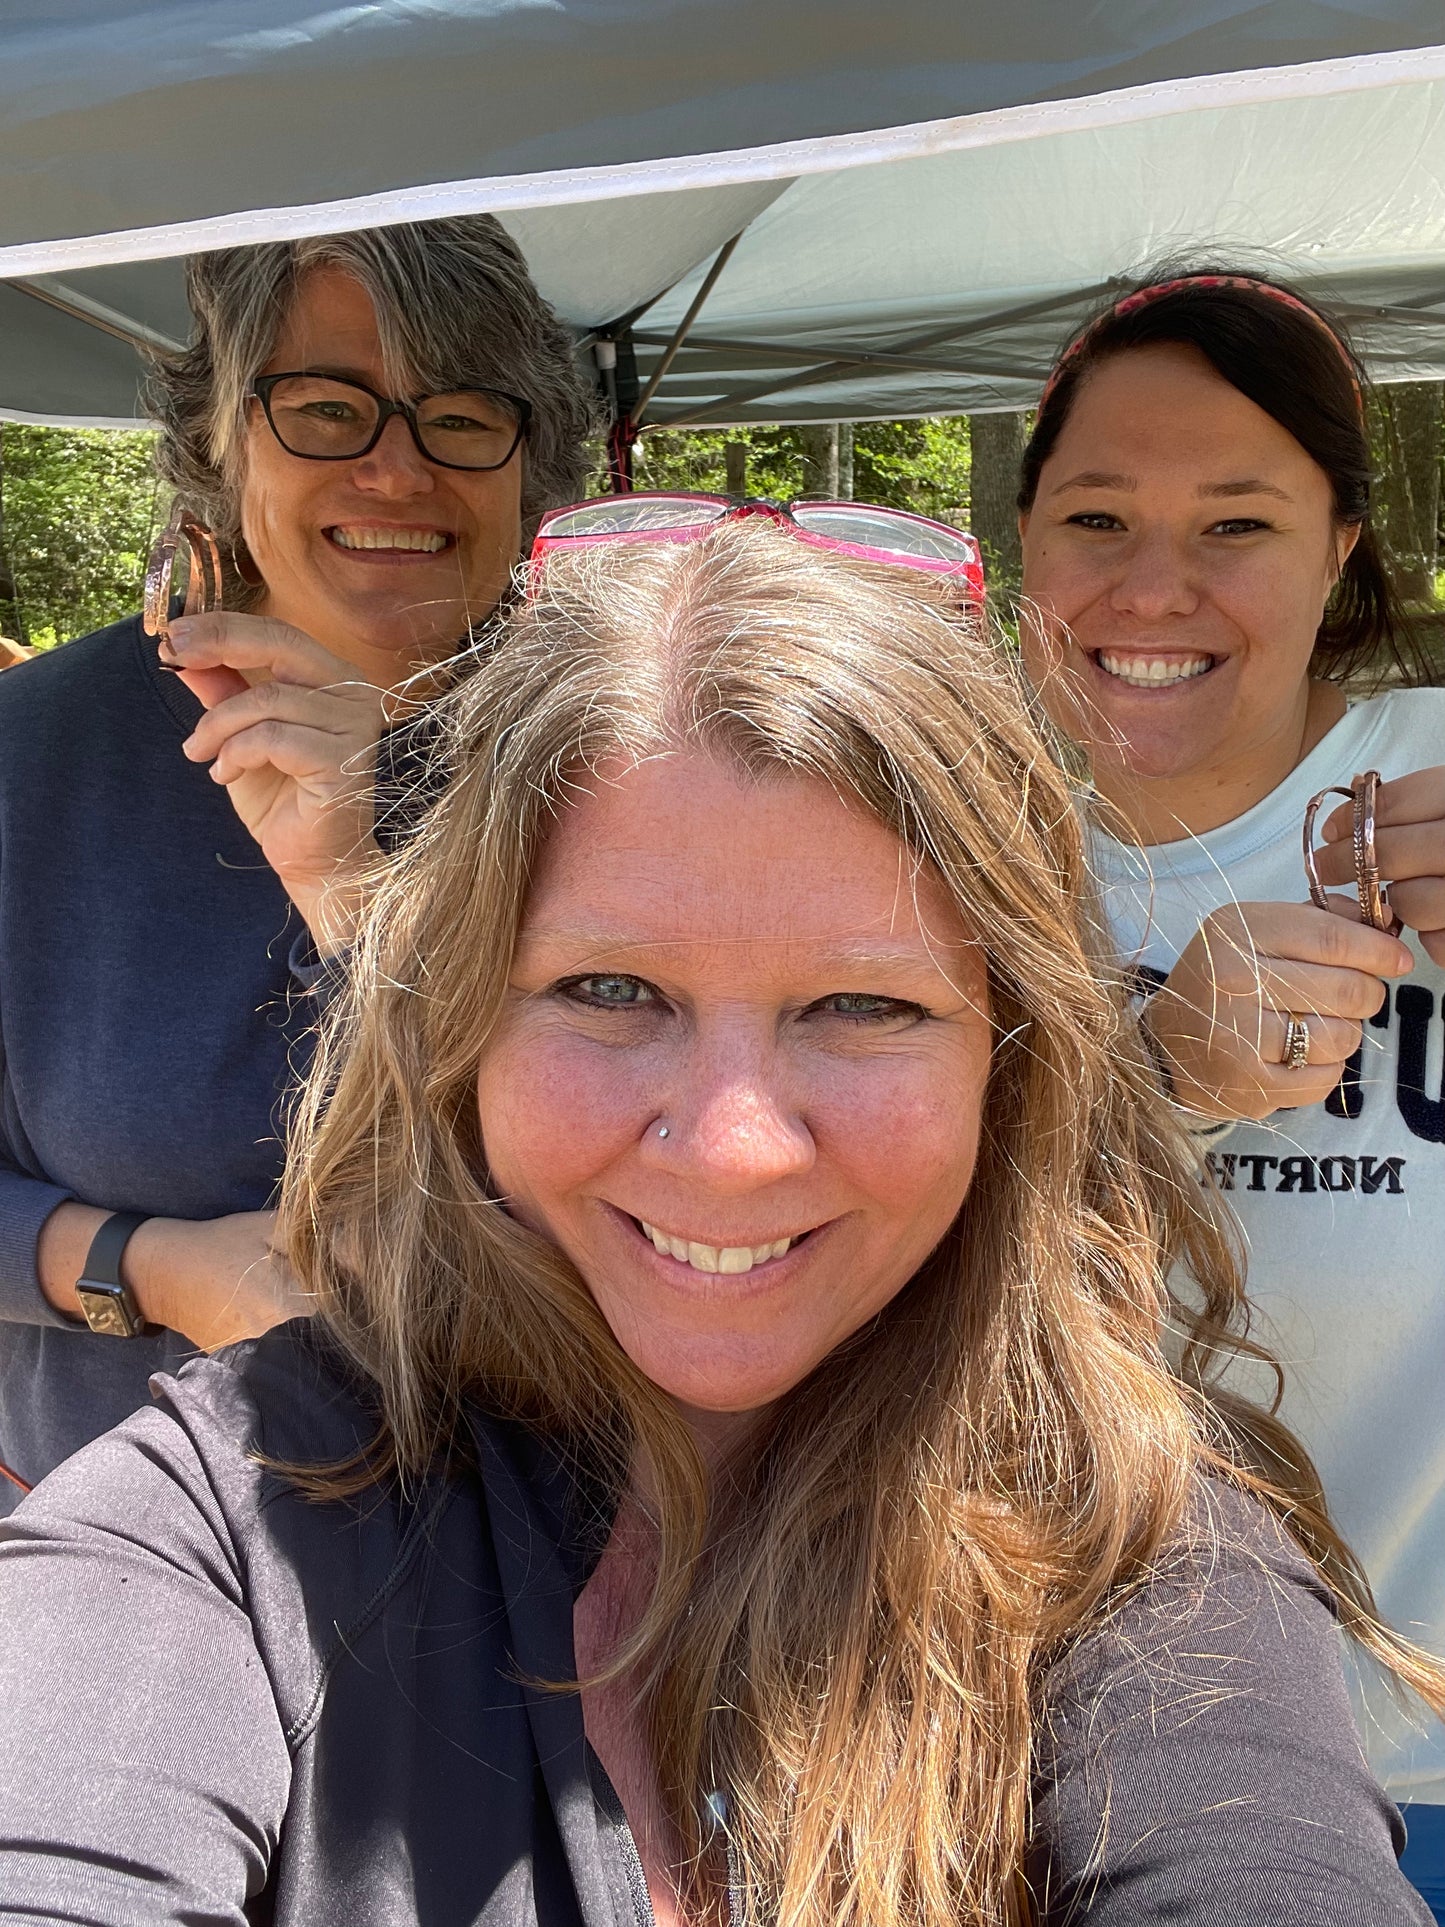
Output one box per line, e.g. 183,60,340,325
0,392,1442,655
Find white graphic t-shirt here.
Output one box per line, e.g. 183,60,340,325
1095,686,1445,1802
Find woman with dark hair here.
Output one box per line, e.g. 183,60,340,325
0,215,595,1511
1,521,1442,1924
1017,267,1445,1914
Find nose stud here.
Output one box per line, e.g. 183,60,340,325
656,1124,670,1140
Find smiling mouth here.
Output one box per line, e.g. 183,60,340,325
1092,649,1217,689
633,1217,814,1276
327,525,452,554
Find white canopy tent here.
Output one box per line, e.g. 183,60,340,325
1,5,1444,430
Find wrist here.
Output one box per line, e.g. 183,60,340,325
35,1201,109,1319
287,847,378,957
120,1216,184,1333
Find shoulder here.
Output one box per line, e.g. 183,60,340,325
1350,683,1445,766
0,615,146,716
1061,1476,1331,1660
0,616,164,768
1037,1479,1338,1749
1029,1479,1420,1923
1,1324,439,1732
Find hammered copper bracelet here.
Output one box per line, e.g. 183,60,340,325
1301,768,1402,936
142,502,223,646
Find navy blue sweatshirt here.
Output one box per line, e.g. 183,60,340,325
0,615,322,1510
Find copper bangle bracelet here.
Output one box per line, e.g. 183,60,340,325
1302,768,1402,937
142,503,223,645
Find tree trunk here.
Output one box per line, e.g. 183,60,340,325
798,424,839,498
0,426,25,646
724,440,748,498
967,411,1028,599
837,424,854,501
1367,380,1442,605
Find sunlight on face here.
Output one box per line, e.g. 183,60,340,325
476,752,992,1425
1019,343,1353,800
240,265,524,681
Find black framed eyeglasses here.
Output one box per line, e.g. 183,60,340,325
250,372,531,472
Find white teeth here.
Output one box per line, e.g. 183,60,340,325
1097,650,1213,688
329,526,448,553
639,1222,800,1275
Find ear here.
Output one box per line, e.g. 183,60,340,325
1017,509,1030,543
1332,520,1362,582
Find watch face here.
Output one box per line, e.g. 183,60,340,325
76,1285,139,1338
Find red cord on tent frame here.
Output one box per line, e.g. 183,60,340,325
606,416,638,493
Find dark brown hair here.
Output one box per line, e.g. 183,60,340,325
1019,267,1427,686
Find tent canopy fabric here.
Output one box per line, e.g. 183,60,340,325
3,4,1445,427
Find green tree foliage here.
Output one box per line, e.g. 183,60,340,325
633,418,973,521
0,425,168,649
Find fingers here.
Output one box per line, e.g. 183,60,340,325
1194,900,1413,983
1230,956,1388,1024
1154,897,1410,1122
181,680,379,768
1260,1007,1362,1069
1312,816,1445,891
1155,988,1361,1071
1387,875,1445,940
160,612,373,693
203,720,361,792
1321,765,1445,840
1152,996,1364,1120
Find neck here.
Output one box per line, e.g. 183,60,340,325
1093,677,1348,845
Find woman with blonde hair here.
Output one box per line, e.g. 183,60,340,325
0,509,1438,1925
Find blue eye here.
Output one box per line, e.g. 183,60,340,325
811,992,923,1024
559,974,657,1009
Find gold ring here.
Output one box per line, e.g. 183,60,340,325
1282,1012,1311,1071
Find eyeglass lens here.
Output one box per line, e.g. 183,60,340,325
541,498,732,538
790,504,974,563
264,375,522,469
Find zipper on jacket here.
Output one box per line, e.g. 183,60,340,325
587,1749,657,1927
705,1790,746,1927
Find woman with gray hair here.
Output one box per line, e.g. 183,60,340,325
0,214,594,1509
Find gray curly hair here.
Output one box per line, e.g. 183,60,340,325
148,215,599,604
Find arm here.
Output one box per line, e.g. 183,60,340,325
33,1202,308,1351
0,1403,292,1924
1029,1484,1429,1925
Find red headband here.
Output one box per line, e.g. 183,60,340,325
1038,274,1362,412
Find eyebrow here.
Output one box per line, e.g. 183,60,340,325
514,929,966,971
1197,478,1292,501
1049,470,1136,494
1048,470,1293,503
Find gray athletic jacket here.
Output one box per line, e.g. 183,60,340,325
0,1325,1428,1926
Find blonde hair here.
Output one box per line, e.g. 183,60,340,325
284,523,1443,1926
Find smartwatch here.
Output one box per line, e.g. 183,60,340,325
74,1211,151,1337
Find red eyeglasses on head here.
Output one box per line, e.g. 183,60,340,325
530,493,986,600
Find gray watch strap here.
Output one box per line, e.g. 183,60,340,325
80,1211,150,1287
